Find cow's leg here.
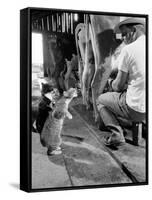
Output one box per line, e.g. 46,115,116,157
89,22,100,121
82,59,93,109
81,56,89,107
81,52,89,107
64,79,68,91
64,60,70,90
81,16,92,108
54,63,65,94
82,39,94,108
77,42,84,91
75,23,86,93
85,62,95,109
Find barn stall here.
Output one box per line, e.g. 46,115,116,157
31,9,146,189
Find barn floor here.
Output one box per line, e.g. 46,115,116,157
31,65,147,189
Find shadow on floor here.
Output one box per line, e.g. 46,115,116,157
48,139,130,184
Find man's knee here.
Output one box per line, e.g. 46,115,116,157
96,103,105,112
96,92,110,108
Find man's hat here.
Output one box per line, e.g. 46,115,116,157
114,18,145,33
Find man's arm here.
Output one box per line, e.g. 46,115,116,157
111,70,128,92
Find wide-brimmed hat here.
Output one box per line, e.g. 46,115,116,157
114,18,145,33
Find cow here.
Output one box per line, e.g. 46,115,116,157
75,15,122,121
75,23,86,91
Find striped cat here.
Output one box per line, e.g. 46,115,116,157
40,88,77,155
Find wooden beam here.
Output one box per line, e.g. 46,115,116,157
47,16,50,31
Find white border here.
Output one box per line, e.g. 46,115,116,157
0,0,151,199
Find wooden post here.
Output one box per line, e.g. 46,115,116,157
52,15,54,31
42,33,48,76
59,14,62,32
41,18,44,30
71,13,73,34
49,15,52,32
47,16,50,31
69,13,71,34
63,13,66,32
57,13,58,32
66,13,69,33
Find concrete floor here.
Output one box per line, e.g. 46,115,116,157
31,65,147,190
73,102,146,183
32,106,132,189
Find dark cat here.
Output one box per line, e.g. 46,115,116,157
40,88,77,155
35,83,60,133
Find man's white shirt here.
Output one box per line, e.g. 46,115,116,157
117,35,145,113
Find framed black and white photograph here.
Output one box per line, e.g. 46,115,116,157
20,7,148,192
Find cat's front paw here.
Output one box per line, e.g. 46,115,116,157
66,112,72,119
68,114,73,119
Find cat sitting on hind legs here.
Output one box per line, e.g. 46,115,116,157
40,88,77,156
35,82,60,134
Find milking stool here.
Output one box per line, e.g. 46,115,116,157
132,122,145,146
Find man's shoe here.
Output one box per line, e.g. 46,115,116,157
103,132,125,147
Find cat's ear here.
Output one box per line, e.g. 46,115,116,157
39,82,44,90
41,82,45,91
45,93,53,101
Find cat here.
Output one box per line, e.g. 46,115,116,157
35,82,60,134
40,87,77,155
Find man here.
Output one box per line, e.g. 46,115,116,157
96,18,146,147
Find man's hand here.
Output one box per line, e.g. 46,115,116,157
107,78,114,92
110,68,118,79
